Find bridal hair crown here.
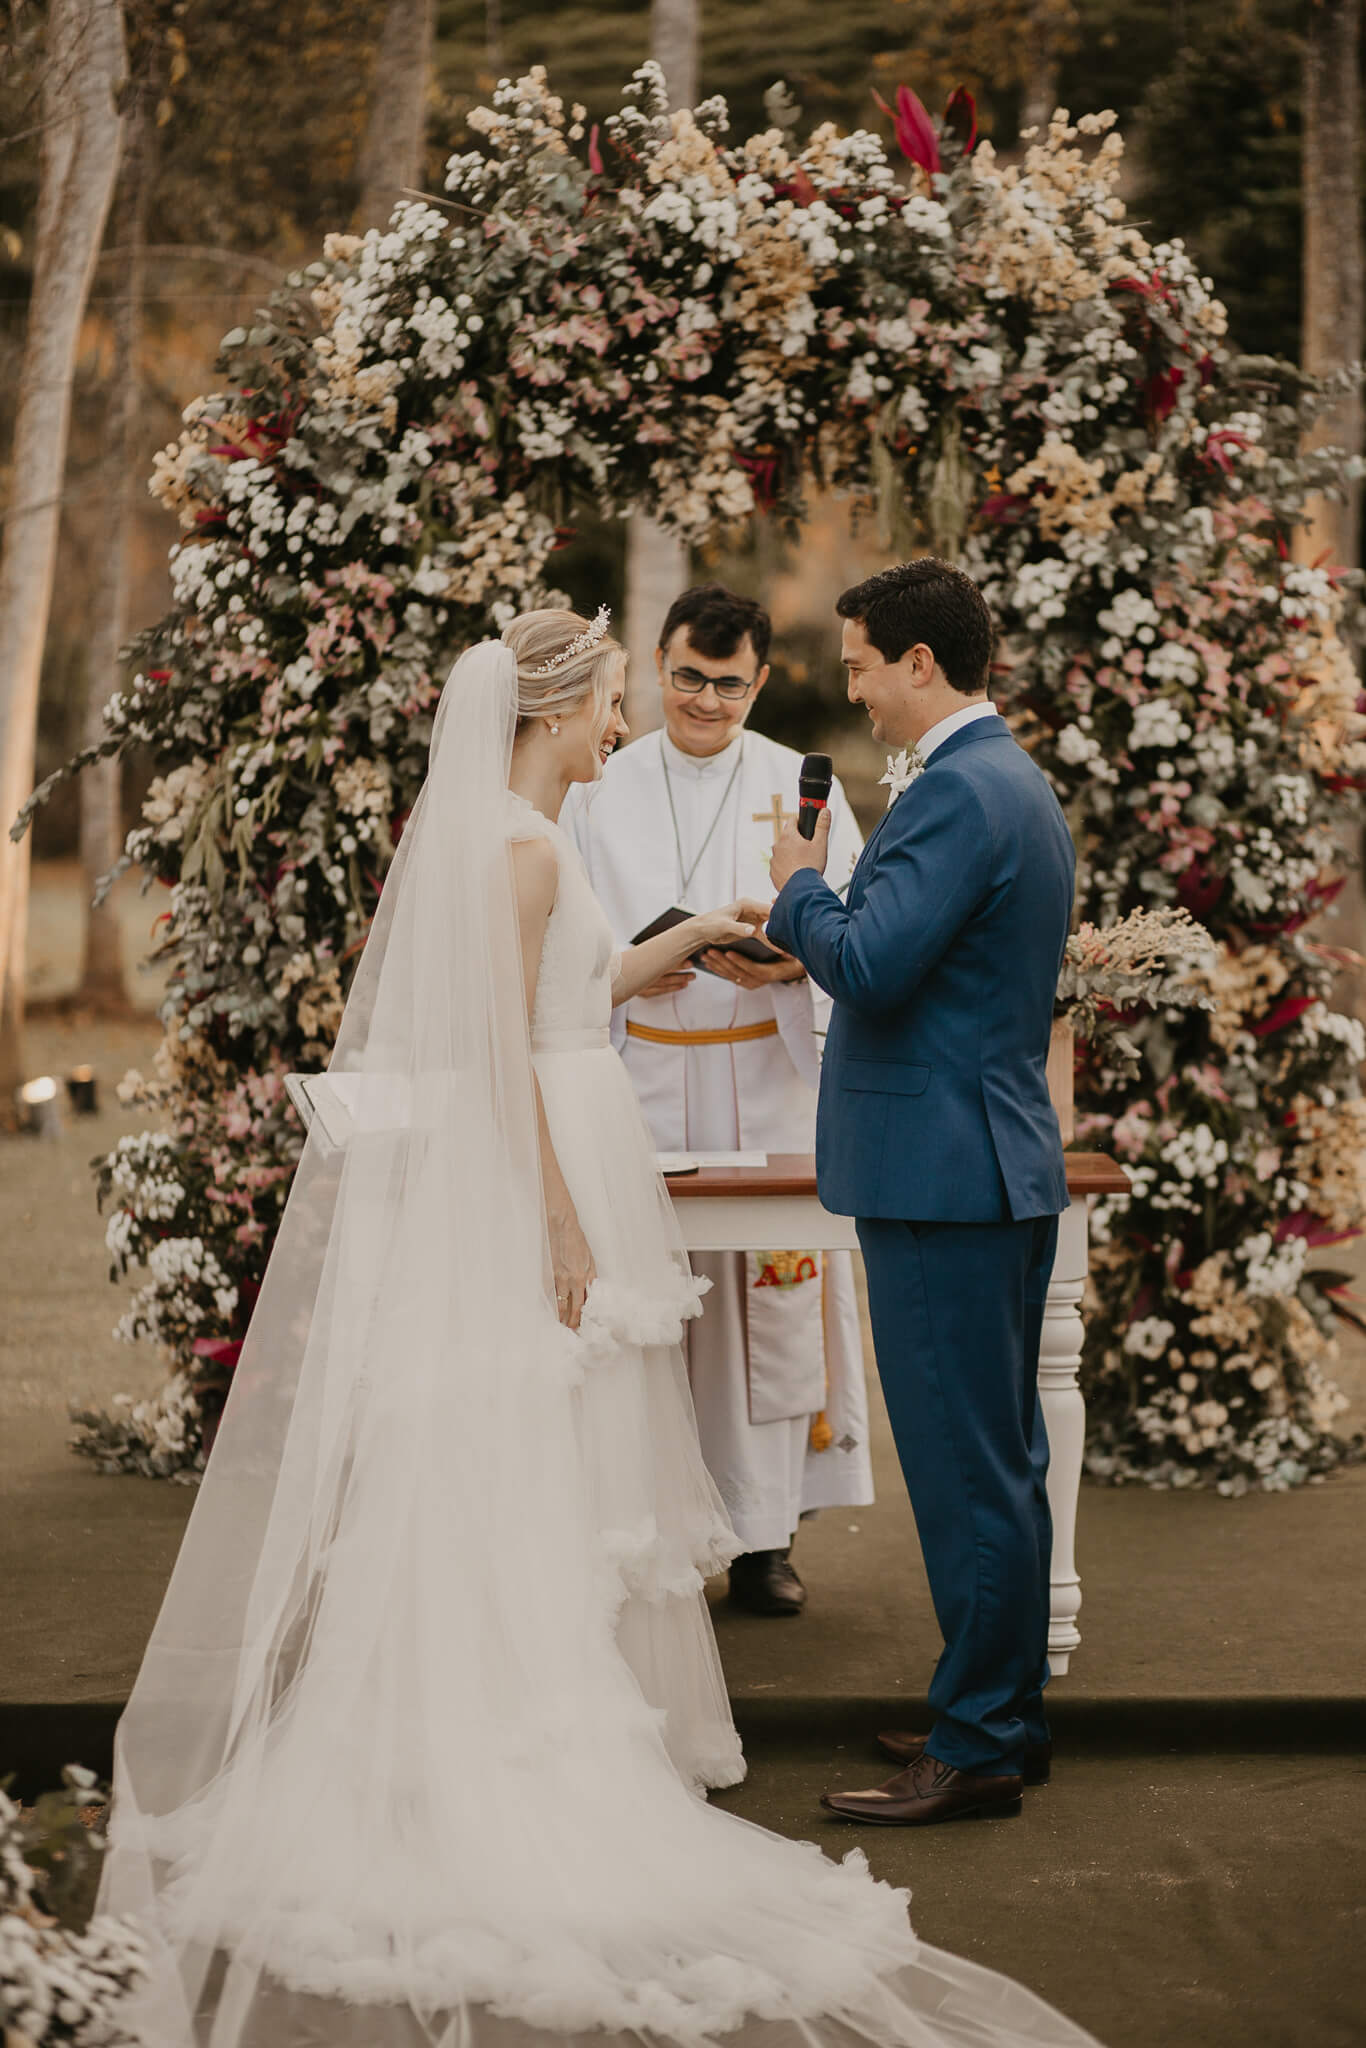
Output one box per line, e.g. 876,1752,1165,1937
528,604,613,676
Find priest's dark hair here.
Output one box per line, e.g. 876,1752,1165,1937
836,559,994,696
658,583,771,670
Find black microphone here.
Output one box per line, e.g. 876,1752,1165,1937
797,753,833,839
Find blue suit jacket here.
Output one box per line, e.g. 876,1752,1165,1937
766,715,1074,1223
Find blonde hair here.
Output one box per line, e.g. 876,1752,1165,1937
502,610,625,732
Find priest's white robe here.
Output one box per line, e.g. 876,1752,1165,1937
562,726,875,1553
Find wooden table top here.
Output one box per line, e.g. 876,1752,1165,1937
666,1151,1131,1200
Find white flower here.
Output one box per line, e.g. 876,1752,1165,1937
1145,640,1202,690
1159,1123,1229,1193
1124,1316,1175,1360
1230,863,1274,915
1013,557,1075,628
1192,727,1236,780
1271,774,1311,826
1279,564,1336,622
1098,587,1161,654
1056,723,1094,766
879,747,926,804
1236,1229,1307,1300
1130,698,1190,750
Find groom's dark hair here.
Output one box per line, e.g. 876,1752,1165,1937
658,583,772,669
837,560,994,695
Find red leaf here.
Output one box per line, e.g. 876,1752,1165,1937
782,166,820,208
1144,365,1185,422
192,1337,244,1369
1202,428,1251,475
944,86,977,152
874,85,941,177
977,492,1029,524
587,124,604,176
1248,995,1316,1037
737,451,782,512
1176,861,1226,917
1274,1212,1362,1249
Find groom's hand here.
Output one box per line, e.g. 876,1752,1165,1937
769,809,830,893
698,947,807,989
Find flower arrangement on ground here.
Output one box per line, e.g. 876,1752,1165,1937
21,65,1364,1490
0,1770,145,2045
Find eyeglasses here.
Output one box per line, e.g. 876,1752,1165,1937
663,663,757,702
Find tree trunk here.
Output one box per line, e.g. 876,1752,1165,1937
354,0,434,227
1019,0,1062,135
649,0,698,111
1302,0,1363,567
0,0,125,1120
623,0,699,735
1302,0,1365,1019
623,516,686,736
78,109,149,1013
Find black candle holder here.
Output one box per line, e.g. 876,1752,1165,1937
66,1066,99,1116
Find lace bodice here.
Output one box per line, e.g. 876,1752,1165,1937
509,795,617,1050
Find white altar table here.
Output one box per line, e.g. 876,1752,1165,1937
666,1151,1130,1675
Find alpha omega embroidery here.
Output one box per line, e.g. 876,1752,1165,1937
752,1250,819,1289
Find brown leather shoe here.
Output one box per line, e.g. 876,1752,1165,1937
821,1753,1024,1826
877,1728,1053,1786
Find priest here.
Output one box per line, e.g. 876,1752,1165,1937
562,584,874,1616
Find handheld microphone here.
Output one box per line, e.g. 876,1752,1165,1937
797,753,833,840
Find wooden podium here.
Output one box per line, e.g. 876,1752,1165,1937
667,1152,1130,1675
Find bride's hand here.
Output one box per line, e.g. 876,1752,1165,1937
548,1194,596,1332
687,899,773,950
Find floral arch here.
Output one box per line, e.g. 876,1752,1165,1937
51,64,1366,1490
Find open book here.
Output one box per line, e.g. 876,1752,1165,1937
631,904,786,968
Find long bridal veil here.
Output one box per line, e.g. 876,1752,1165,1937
99,641,1101,2048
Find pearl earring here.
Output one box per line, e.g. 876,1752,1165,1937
549,721,560,735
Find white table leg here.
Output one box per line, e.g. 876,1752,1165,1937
1039,1196,1088,1675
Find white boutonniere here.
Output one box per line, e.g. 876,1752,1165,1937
879,746,926,806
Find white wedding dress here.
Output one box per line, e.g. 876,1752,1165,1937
99,644,1099,2048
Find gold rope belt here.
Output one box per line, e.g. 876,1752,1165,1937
625,1018,781,1048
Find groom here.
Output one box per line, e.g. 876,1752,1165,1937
766,559,1074,1826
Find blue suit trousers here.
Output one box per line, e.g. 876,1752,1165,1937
856,1212,1057,1776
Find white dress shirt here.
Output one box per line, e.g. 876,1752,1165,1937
917,696,999,762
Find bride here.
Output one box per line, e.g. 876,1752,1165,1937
99,609,1100,2048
